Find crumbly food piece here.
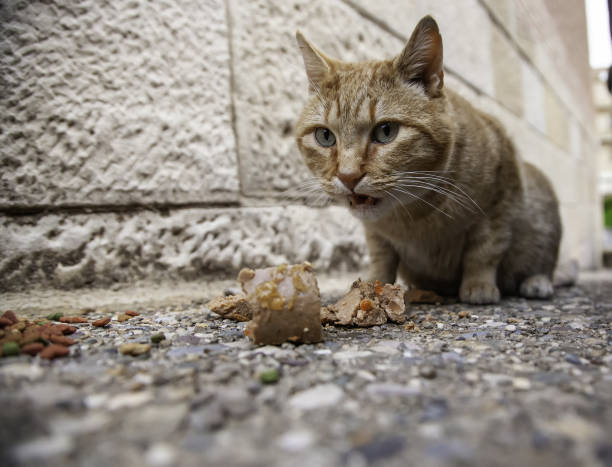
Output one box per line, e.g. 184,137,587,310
240,263,322,345
322,279,407,327
206,294,253,322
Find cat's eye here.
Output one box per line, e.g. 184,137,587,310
314,127,336,147
372,122,399,144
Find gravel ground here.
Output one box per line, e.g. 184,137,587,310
1,273,611,467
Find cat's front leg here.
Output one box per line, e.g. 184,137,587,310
459,219,511,304
365,230,399,284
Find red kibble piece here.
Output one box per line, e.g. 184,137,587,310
49,335,75,346
1,311,18,325
40,344,69,360
92,317,111,327
124,311,139,317
59,316,88,324
21,342,44,356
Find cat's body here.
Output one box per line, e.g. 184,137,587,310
295,16,561,304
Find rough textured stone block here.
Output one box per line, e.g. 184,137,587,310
521,61,547,135
228,0,404,196
348,0,495,96
0,206,366,292
545,87,570,151
0,0,238,206
491,28,523,117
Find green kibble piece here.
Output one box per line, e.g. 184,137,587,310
2,342,20,357
151,333,166,344
47,312,63,321
259,369,279,384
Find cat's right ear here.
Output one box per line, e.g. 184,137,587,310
394,16,444,96
296,31,334,92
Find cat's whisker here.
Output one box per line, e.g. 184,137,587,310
390,173,484,214
390,186,454,219
397,171,484,215
394,179,478,213
383,189,414,223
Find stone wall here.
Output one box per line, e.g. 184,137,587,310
0,0,601,291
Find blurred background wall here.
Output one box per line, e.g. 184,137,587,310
0,0,603,291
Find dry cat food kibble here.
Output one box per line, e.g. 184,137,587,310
321,279,407,326
92,317,111,327
0,310,111,359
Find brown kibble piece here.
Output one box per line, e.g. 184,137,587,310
458,310,470,319
59,316,88,324
21,342,44,356
40,344,70,360
53,324,77,335
92,317,111,327
125,310,139,317
49,335,75,346
1,311,18,325
207,294,254,322
0,318,12,328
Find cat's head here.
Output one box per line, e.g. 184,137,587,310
295,16,453,222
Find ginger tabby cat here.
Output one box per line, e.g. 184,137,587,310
295,16,561,304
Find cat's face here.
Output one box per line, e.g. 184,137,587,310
295,17,452,222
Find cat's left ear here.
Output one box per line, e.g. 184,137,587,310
394,16,444,96
296,31,336,92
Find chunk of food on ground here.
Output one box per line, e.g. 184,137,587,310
239,262,322,345
322,279,408,326
206,294,253,322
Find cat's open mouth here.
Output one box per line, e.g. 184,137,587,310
349,194,380,208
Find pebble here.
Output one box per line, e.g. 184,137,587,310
419,365,438,379
145,442,177,467
289,384,344,410
13,435,74,462
512,377,532,391
505,324,517,332
119,343,151,356
108,391,154,410
365,383,420,398
276,430,316,452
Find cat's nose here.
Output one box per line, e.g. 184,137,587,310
337,170,364,192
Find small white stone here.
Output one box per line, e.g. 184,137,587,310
0,363,44,381
289,384,343,410
436,322,444,330
333,350,373,361
146,442,176,467
505,324,517,332
365,383,420,398
13,435,74,462
369,340,400,354
84,393,109,409
276,430,315,452
512,377,531,390
108,390,154,410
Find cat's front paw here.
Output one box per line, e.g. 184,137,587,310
519,274,553,299
459,281,500,304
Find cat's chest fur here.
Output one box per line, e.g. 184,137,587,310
369,215,468,289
